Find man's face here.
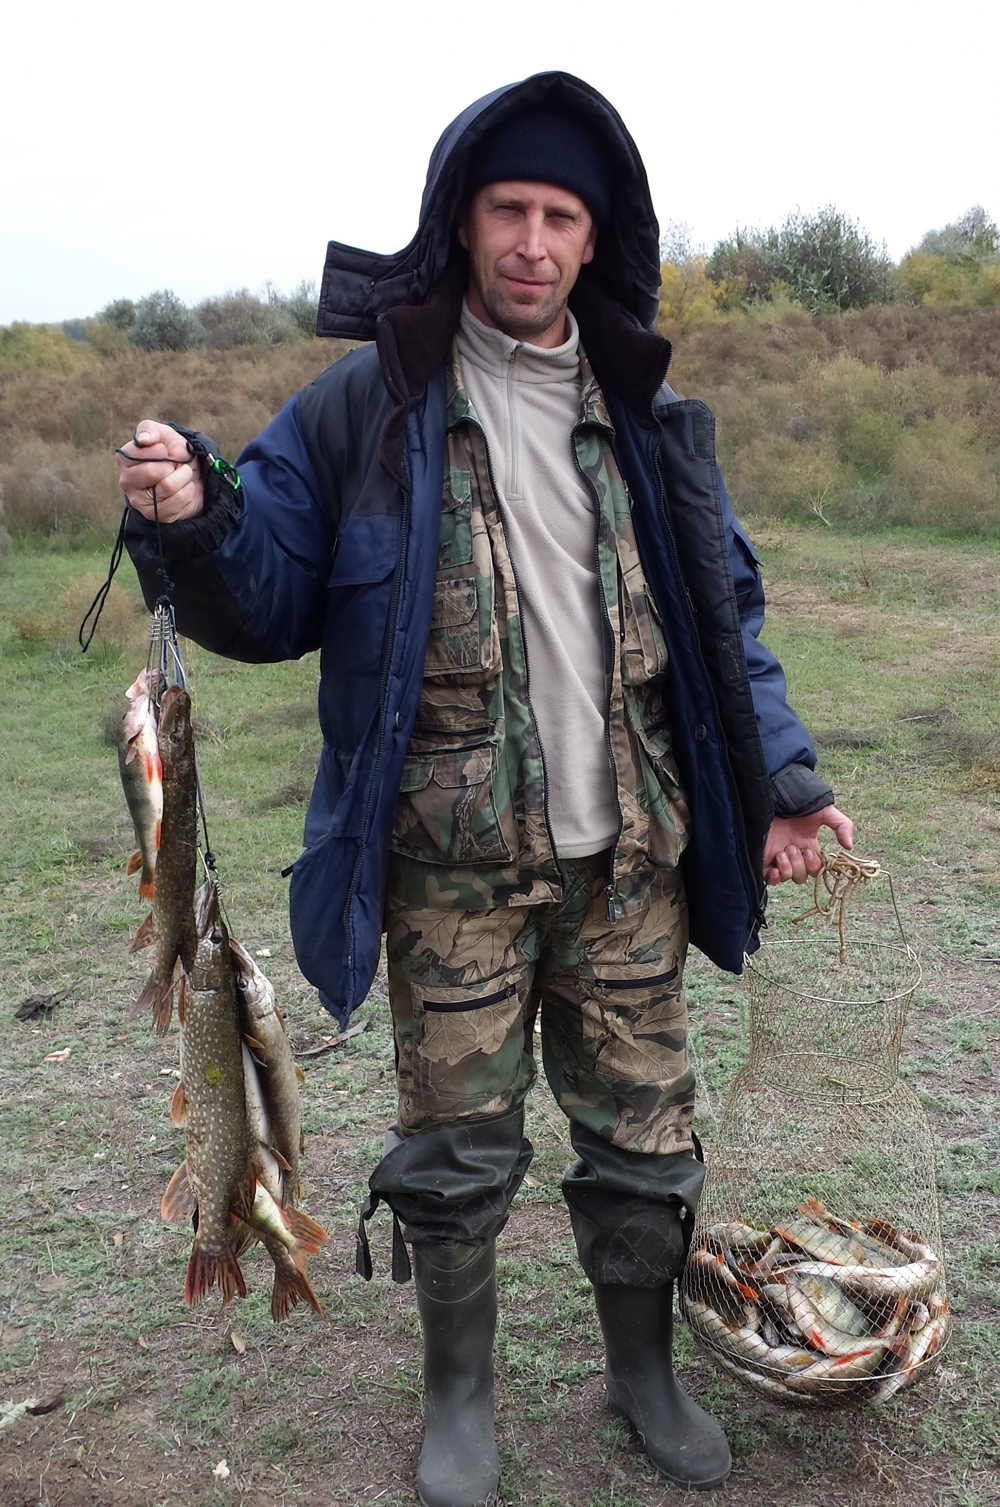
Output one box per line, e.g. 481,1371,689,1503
458,181,597,345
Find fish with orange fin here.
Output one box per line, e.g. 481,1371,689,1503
161,1162,327,1322
118,668,164,900
175,881,256,1307
132,686,198,1033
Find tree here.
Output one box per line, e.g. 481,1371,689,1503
98,298,136,331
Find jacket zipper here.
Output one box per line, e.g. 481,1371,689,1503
649,430,765,933
468,415,559,873
573,426,623,923
341,487,410,972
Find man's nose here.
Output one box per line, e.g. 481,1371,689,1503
517,210,547,263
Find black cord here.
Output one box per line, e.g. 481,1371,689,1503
78,505,129,652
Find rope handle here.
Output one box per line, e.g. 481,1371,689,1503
791,849,906,963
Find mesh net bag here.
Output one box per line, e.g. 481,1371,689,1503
680,856,949,1407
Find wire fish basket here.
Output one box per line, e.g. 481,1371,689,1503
681,854,949,1407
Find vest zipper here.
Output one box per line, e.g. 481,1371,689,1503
468,416,559,875
573,425,623,923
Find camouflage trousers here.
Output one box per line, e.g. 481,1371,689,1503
360,856,705,1288
385,853,695,1156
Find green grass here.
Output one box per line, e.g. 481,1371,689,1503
0,532,998,1504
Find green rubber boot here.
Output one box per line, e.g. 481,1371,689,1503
593,1280,732,1491
413,1239,500,1507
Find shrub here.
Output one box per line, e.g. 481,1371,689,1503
707,208,896,313
196,289,301,350
0,323,84,372
658,256,726,329
130,290,203,353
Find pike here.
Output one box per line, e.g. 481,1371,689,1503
119,668,163,900
172,882,256,1307
132,686,199,1033
231,938,303,1204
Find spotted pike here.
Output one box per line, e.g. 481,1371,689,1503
230,938,302,1204
175,882,256,1307
132,686,199,1033
119,668,163,900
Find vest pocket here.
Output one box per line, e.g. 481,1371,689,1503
391,738,514,865
629,691,690,867
423,573,500,681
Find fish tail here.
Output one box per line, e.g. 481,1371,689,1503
184,1239,247,1307
138,868,156,901
131,972,175,1033
271,1265,324,1324
283,1207,329,1248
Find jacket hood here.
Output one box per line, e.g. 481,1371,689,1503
317,72,662,340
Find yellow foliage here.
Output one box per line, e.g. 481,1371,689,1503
657,257,727,329
897,253,1000,311
0,323,86,372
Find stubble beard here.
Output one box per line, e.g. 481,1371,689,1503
479,278,568,343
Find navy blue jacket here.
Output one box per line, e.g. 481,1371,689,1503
126,72,831,1024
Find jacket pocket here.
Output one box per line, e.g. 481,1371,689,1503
391,738,515,865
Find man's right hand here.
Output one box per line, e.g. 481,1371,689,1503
116,420,205,523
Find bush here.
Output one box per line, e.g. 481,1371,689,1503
130,290,202,353
196,289,301,350
707,208,896,313
0,323,85,372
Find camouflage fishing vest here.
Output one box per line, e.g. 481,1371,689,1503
386,345,689,917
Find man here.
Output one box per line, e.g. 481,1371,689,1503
119,72,851,1507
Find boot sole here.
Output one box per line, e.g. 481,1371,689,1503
417,1490,498,1507
606,1398,732,1492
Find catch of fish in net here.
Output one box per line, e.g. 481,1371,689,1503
117,605,327,1321
682,854,949,1406
681,1197,948,1404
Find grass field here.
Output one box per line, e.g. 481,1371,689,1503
1,526,998,1506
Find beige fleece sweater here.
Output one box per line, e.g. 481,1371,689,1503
456,301,618,859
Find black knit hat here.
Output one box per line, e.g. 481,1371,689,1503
464,108,613,224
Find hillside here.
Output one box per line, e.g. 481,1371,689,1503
2,305,999,537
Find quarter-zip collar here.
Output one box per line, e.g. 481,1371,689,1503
457,299,582,385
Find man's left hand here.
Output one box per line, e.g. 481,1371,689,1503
764,806,854,886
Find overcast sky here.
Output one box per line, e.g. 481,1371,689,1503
3,0,998,325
